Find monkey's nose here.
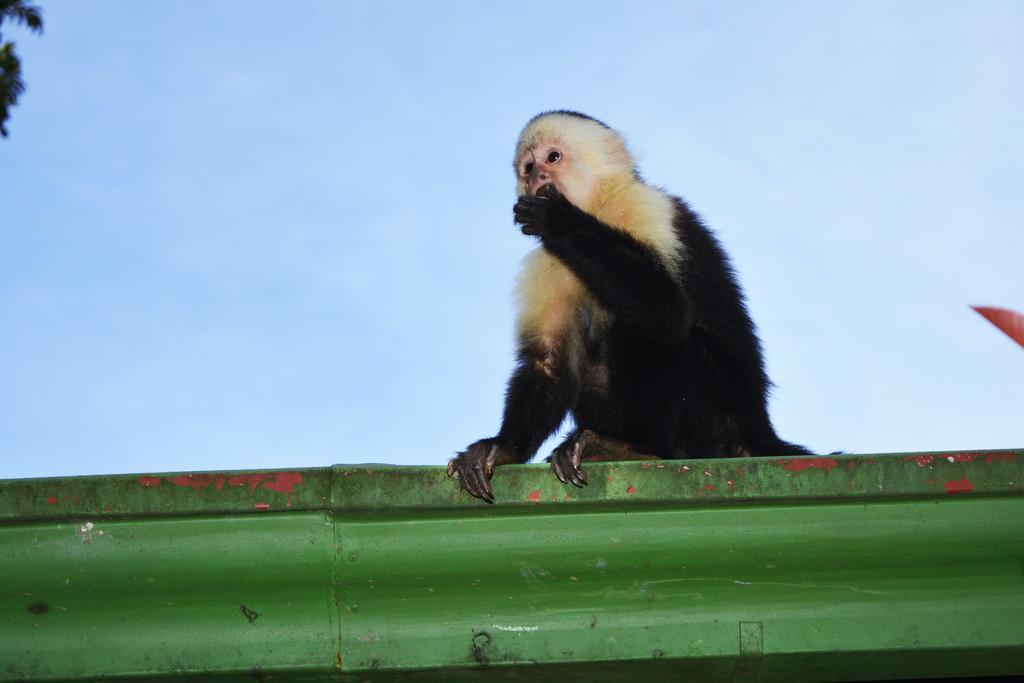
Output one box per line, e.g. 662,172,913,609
528,174,550,196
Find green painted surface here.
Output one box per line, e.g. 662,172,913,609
1,450,1022,681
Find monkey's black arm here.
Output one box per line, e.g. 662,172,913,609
449,340,577,502
515,192,691,342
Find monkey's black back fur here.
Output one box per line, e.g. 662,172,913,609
663,199,808,458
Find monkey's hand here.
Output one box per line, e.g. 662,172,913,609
513,185,576,239
447,438,516,504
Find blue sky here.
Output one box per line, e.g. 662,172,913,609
2,1,1021,479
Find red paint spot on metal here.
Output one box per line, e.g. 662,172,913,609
703,484,715,491
254,502,270,510
45,496,57,505
167,474,217,490
526,490,541,503
227,472,303,493
227,473,273,490
261,472,303,492
945,478,974,495
606,475,614,481
903,455,935,467
626,486,637,494
782,457,839,472
935,451,1015,465
160,471,303,494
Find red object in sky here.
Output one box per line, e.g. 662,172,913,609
972,306,1024,349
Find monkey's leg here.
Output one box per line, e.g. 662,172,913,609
549,429,659,488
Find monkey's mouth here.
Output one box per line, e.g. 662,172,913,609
531,183,554,197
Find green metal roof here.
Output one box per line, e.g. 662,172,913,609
2,449,1023,681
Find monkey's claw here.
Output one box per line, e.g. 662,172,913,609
549,438,588,488
448,438,513,504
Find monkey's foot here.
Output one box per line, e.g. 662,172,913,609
552,430,606,489
550,430,659,488
447,438,516,504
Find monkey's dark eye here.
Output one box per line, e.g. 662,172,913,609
547,150,561,163
524,162,534,175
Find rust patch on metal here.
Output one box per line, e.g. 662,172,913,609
470,631,492,666
27,602,49,615
626,486,637,494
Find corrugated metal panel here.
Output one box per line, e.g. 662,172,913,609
2,450,1022,681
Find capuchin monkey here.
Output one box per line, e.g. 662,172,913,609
448,111,810,503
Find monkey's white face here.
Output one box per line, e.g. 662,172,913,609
515,138,599,209
517,143,565,197
514,114,636,211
